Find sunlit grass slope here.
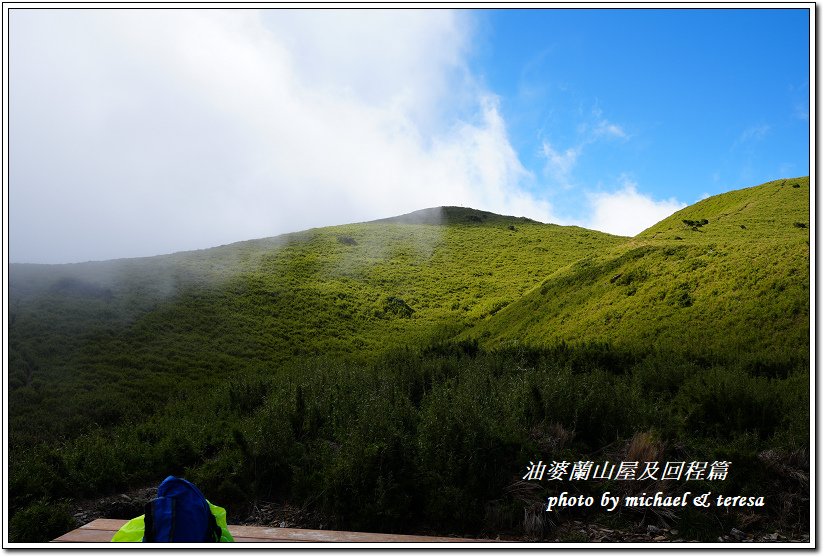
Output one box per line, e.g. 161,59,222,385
467,177,810,363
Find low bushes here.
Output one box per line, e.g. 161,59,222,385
8,342,809,541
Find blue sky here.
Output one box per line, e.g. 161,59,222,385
9,8,811,263
469,8,810,219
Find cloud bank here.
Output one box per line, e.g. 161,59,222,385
10,9,685,263
11,9,557,263
585,180,686,237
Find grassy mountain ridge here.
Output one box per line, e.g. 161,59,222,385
8,179,810,542
640,176,810,239
371,205,541,226
467,176,810,362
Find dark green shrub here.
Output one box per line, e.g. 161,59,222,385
10,498,76,542
187,446,248,514
319,433,418,532
422,338,479,359
9,445,70,504
674,368,783,439
156,435,198,477
6,339,810,539
224,377,270,414
682,219,709,229
633,355,700,398
614,268,649,287
488,299,510,315
382,296,414,318
669,282,694,308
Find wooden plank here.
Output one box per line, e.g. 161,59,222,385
232,537,303,543
54,519,486,543
53,529,118,543
228,525,481,543
53,528,295,543
79,518,127,530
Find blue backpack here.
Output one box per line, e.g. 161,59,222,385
142,476,223,542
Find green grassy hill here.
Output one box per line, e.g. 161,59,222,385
9,208,623,444
7,182,810,542
467,177,810,364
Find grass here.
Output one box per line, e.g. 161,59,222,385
7,180,810,542
467,177,809,363
9,210,622,446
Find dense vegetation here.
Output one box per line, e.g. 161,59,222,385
7,180,810,542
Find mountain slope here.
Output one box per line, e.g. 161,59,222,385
466,177,810,363
9,209,624,442
8,184,811,542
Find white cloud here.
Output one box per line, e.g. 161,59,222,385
585,180,686,237
10,9,555,263
738,124,770,143
593,119,628,139
539,108,627,190
589,105,627,139
541,142,580,186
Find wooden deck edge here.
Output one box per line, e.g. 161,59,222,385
53,519,493,543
